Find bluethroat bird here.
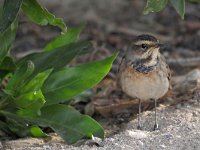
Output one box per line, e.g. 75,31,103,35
119,34,170,130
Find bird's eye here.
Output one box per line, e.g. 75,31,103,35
141,44,148,50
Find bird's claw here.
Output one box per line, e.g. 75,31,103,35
153,124,159,131
137,125,143,130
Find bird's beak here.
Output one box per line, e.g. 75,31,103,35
158,43,166,50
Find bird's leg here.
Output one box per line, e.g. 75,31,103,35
153,99,159,130
137,99,142,130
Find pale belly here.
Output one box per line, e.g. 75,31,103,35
120,69,169,100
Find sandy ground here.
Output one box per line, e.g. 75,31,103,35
2,98,200,150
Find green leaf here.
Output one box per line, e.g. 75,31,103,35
0,56,16,79
0,120,14,136
22,0,66,32
15,90,45,117
0,70,10,80
0,104,105,144
5,61,34,94
170,0,185,19
0,0,22,33
143,0,168,15
0,56,16,71
6,119,46,138
17,41,92,80
30,126,47,137
6,118,31,137
14,70,52,117
0,20,18,64
0,3,3,18
42,52,118,106
21,69,52,94
38,105,104,144
44,26,84,51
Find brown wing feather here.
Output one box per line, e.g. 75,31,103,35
160,55,171,89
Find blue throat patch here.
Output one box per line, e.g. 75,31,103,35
132,60,158,74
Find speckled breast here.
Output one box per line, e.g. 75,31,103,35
120,66,169,100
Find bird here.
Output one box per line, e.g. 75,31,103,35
118,34,170,130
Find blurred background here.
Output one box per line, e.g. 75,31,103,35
13,0,200,134
14,0,200,73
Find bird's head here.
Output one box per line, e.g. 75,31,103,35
125,34,161,68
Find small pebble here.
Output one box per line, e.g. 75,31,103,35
85,136,104,147
125,130,148,139
192,111,198,117
160,144,166,148
164,134,173,139
138,140,144,146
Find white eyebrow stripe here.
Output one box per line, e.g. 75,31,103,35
134,40,157,45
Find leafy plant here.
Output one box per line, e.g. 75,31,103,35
0,0,118,144
144,0,200,19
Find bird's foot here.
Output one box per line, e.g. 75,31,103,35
153,124,159,131
137,125,143,130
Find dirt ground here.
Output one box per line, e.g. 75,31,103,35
2,0,200,149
